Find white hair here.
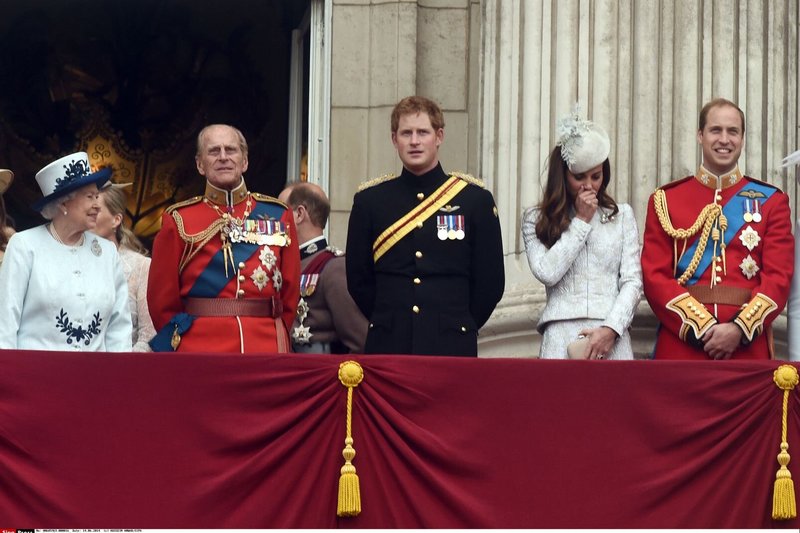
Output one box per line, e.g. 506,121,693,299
39,191,77,220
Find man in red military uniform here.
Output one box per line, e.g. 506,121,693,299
148,124,300,353
641,98,794,360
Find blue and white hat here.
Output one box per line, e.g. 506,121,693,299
33,152,112,211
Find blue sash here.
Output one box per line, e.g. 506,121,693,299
677,181,775,286
188,201,288,297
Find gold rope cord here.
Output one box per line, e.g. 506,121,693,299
652,189,722,285
773,364,799,520
337,361,364,517
172,211,227,273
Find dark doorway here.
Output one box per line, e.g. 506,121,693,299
0,0,310,243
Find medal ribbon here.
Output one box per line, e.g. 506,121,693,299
677,182,776,286
372,176,468,262
188,201,287,297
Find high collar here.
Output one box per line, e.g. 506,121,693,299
695,165,743,190
300,235,327,259
400,163,448,190
204,178,249,207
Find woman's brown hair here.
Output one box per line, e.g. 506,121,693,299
100,185,149,256
534,146,618,248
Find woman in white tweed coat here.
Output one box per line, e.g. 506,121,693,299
522,111,642,360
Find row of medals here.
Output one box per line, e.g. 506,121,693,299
742,199,761,223
437,215,465,241
225,217,289,247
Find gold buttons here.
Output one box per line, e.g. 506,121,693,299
237,289,245,297
238,262,246,269
238,275,245,282
416,221,423,229
413,277,421,285
460,326,467,333
412,305,420,313
417,193,424,200
415,251,423,258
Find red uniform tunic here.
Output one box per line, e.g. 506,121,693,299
641,167,794,359
148,180,300,354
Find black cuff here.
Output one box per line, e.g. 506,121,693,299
685,327,705,349
730,315,753,346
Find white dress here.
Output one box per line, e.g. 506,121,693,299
0,226,132,351
118,248,156,352
521,204,643,359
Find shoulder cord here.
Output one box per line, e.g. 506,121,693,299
653,189,723,286
172,211,228,273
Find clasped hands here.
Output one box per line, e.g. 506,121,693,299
701,322,744,360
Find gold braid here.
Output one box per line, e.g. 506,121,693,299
652,189,722,285
172,211,227,273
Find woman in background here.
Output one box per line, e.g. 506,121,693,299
0,152,131,351
0,169,16,267
95,183,156,352
521,109,642,360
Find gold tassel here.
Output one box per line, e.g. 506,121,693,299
337,361,364,517
719,214,728,275
772,365,799,520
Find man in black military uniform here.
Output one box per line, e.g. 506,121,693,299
345,96,505,356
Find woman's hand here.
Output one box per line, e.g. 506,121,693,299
578,326,618,359
574,185,598,223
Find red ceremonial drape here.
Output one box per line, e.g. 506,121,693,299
0,350,797,528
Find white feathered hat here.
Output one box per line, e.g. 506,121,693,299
556,105,611,174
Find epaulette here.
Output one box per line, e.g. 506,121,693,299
358,173,398,192
165,196,203,214
326,245,345,257
251,192,287,206
655,175,694,193
450,171,485,188
744,176,782,193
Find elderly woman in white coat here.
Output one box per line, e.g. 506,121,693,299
0,152,132,351
521,110,642,360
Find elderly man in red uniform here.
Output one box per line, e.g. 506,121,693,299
642,98,794,360
148,124,300,353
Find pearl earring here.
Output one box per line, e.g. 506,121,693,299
63,210,68,216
